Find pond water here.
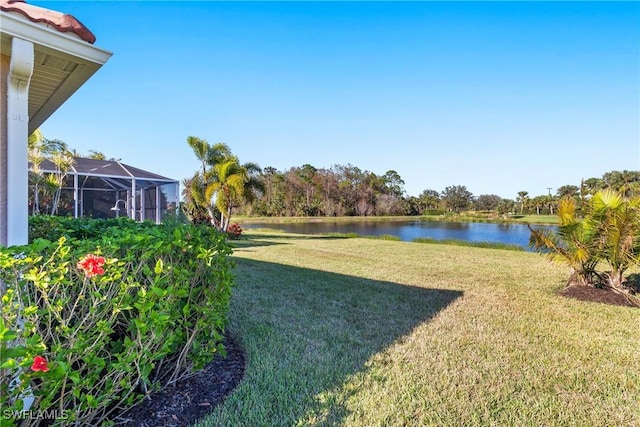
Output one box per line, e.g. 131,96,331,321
244,219,556,250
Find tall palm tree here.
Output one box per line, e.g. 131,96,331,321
184,136,262,230
517,191,529,215
204,156,263,231
187,136,230,178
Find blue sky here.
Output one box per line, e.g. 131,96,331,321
34,1,639,199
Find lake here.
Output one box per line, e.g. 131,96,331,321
243,219,556,250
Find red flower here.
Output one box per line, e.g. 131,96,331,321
31,356,49,372
77,254,106,278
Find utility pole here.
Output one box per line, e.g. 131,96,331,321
547,187,552,196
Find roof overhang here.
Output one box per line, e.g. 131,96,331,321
1,8,112,133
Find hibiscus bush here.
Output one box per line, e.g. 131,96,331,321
226,222,243,239
0,217,235,426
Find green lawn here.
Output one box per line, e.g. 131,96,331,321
197,231,639,426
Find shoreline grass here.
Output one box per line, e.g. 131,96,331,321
235,213,558,226
198,231,639,426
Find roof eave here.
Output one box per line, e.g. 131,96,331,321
1,10,112,132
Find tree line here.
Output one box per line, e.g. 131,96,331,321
240,167,639,218
180,136,640,223
27,132,640,226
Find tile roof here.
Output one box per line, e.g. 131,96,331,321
0,0,96,44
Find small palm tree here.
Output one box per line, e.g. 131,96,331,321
588,189,640,290
528,197,600,286
529,189,640,303
28,130,71,215
47,151,75,215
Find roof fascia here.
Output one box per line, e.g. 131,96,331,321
1,10,112,131
1,11,111,63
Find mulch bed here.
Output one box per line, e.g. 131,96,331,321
560,284,639,308
111,333,246,427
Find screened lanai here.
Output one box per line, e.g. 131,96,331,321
30,157,179,223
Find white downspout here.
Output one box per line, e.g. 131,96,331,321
130,178,136,220
156,186,161,224
5,37,35,411
140,187,145,221
6,37,34,247
73,173,79,218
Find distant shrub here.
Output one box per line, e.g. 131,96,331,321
1,217,234,426
423,209,445,216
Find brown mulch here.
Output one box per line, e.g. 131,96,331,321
560,284,639,308
111,333,246,427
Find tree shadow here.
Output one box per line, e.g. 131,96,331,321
215,257,462,425
230,232,360,250
625,273,640,293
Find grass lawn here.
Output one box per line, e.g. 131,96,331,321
196,231,639,426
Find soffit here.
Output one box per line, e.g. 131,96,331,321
1,5,111,133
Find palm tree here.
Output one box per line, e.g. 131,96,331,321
517,191,529,215
47,151,75,215
204,156,263,231
587,189,640,291
602,170,640,199
187,136,230,178
184,136,262,231
529,197,599,286
28,130,71,215
529,189,640,304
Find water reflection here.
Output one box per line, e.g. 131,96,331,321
244,220,557,250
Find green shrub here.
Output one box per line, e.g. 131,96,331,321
422,209,445,216
1,217,234,426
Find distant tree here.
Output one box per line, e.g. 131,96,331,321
496,199,515,215
381,170,405,198
418,189,441,212
88,150,106,160
441,185,474,212
517,191,529,215
544,195,557,215
297,164,318,215
602,170,640,199
475,194,502,212
582,177,605,195
556,185,579,199
402,196,422,216
530,195,547,215
81,150,121,161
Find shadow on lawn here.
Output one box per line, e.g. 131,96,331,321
212,257,462,426
230,231,359,250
